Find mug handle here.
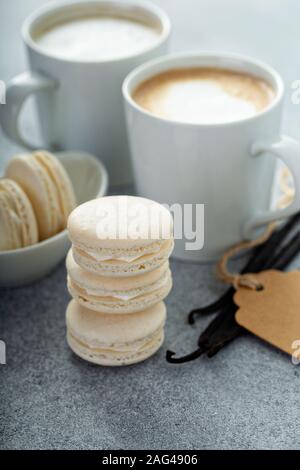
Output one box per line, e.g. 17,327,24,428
0,71,57,149
243,136,300,239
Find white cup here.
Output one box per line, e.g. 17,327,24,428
0,0,170,185
123,52,300,262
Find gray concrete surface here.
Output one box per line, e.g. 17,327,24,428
1,0,300,450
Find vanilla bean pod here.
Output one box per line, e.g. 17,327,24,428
167,212,300,364
188,211,300,323
206,326,242,358
188,290,233,323
265,230,300,269
201,230,300,358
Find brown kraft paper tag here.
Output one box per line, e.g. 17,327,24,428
234,270,300,357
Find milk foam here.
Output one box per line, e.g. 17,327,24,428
35,16,160,61
133,68,275,124
155,80,257,124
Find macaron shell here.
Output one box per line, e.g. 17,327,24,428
33,150,76,223
66,299,166,345
70,239,168,264
72,239,174,276
5,154,62,240
67,272,172,313
67,328,164,366
66,248,170,291
0,191,22,250
67,195,173,250
0,179,38,247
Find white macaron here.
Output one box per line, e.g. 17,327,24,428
66,299,166,366
66,249,172,313
0,178,38,250
68,195,174,276
6,150,76,240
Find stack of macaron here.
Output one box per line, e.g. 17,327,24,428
66,195,174,366
0,150,76,250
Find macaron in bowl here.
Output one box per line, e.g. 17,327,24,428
0,178,38,251
0,151,108,287
6,150,77,240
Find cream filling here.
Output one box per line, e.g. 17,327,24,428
68,325,163,354
84,239,172,263
85,250,145,262
79,270,171,301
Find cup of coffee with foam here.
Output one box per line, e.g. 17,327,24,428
0,0,170,185
123,52,300,261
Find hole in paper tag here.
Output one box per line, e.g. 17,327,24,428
234,270,300,357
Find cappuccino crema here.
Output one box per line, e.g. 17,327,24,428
133,68,275,124
34,16,160,61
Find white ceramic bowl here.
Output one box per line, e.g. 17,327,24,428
0,151,108,287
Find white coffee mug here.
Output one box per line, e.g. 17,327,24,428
123,52,300,262
0,0,170,185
